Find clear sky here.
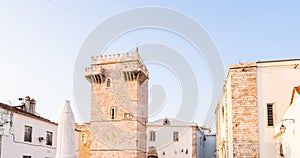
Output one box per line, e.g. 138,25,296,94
0,1,299,129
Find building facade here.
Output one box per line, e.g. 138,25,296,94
215,59,300,157
85,51,149,158
76,123,91,158
273,86,300,158
0,96,57,158
146,118,201,158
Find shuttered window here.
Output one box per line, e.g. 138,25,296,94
267,103,274,126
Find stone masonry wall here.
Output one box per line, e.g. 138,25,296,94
229,63,259,158
88,55,148,158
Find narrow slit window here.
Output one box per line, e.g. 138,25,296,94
267,103,274,126
106,78,111,87
110,107,116,119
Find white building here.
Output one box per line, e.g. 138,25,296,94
0,96,78,158
146,118,202,158
274,86,300,158
215,59,300,157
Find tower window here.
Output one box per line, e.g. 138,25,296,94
173,131,179,142
110,107,116,119
267,103,274,126
150,131,156,141
106,78,111,87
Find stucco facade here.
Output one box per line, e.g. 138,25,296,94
146,118,201,158
0,97,79,158
273,86,300,158
216,59,300,157
76,123,91,158
85,51,149,158
0,97,57,158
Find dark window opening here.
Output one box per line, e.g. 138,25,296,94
163,119,170,125
46,131,53,146
24,125,32,142
106,78,111,87
173,131,179,142
111,107,116,119
267,103,274,126
150,131,156,141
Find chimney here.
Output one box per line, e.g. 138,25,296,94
24,96,30,112
30,98,36,114
24,96,36,114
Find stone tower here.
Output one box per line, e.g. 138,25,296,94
85,50,149,158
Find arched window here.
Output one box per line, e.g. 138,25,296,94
106,78,111,87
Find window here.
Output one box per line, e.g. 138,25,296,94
46,131,53,146
23,156,31,158
163,119,170,125
110,107,116,119
267,103,274,126
81,133,87,144
222,106,225,122
24,125,32,142
149,131,156,141
106,78,111,87
173,131,179,142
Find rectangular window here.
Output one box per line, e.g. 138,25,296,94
81,133,87,144
267,103,274,126
149,131,156,141
24,125,32,142
46,131,53,146
23,155,31,158
173,131,179,142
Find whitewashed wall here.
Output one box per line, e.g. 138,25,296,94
1,113,58,157
147,119,200,158
256,60,300,158
274,89,300,158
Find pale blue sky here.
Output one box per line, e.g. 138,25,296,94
0,1,299,128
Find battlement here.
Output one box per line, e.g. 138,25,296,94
91,52,141,65
85,51,149,84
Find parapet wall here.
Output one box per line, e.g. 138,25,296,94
91,52,141,65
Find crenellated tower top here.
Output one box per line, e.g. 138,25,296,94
90,51,141,65
85,50,149,84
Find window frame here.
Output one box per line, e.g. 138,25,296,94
173,131,179,142
106,78,111,88
266,103,275,127
24,125,32,142
81,133,87,144
46,131,53,146
149,131,156,141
